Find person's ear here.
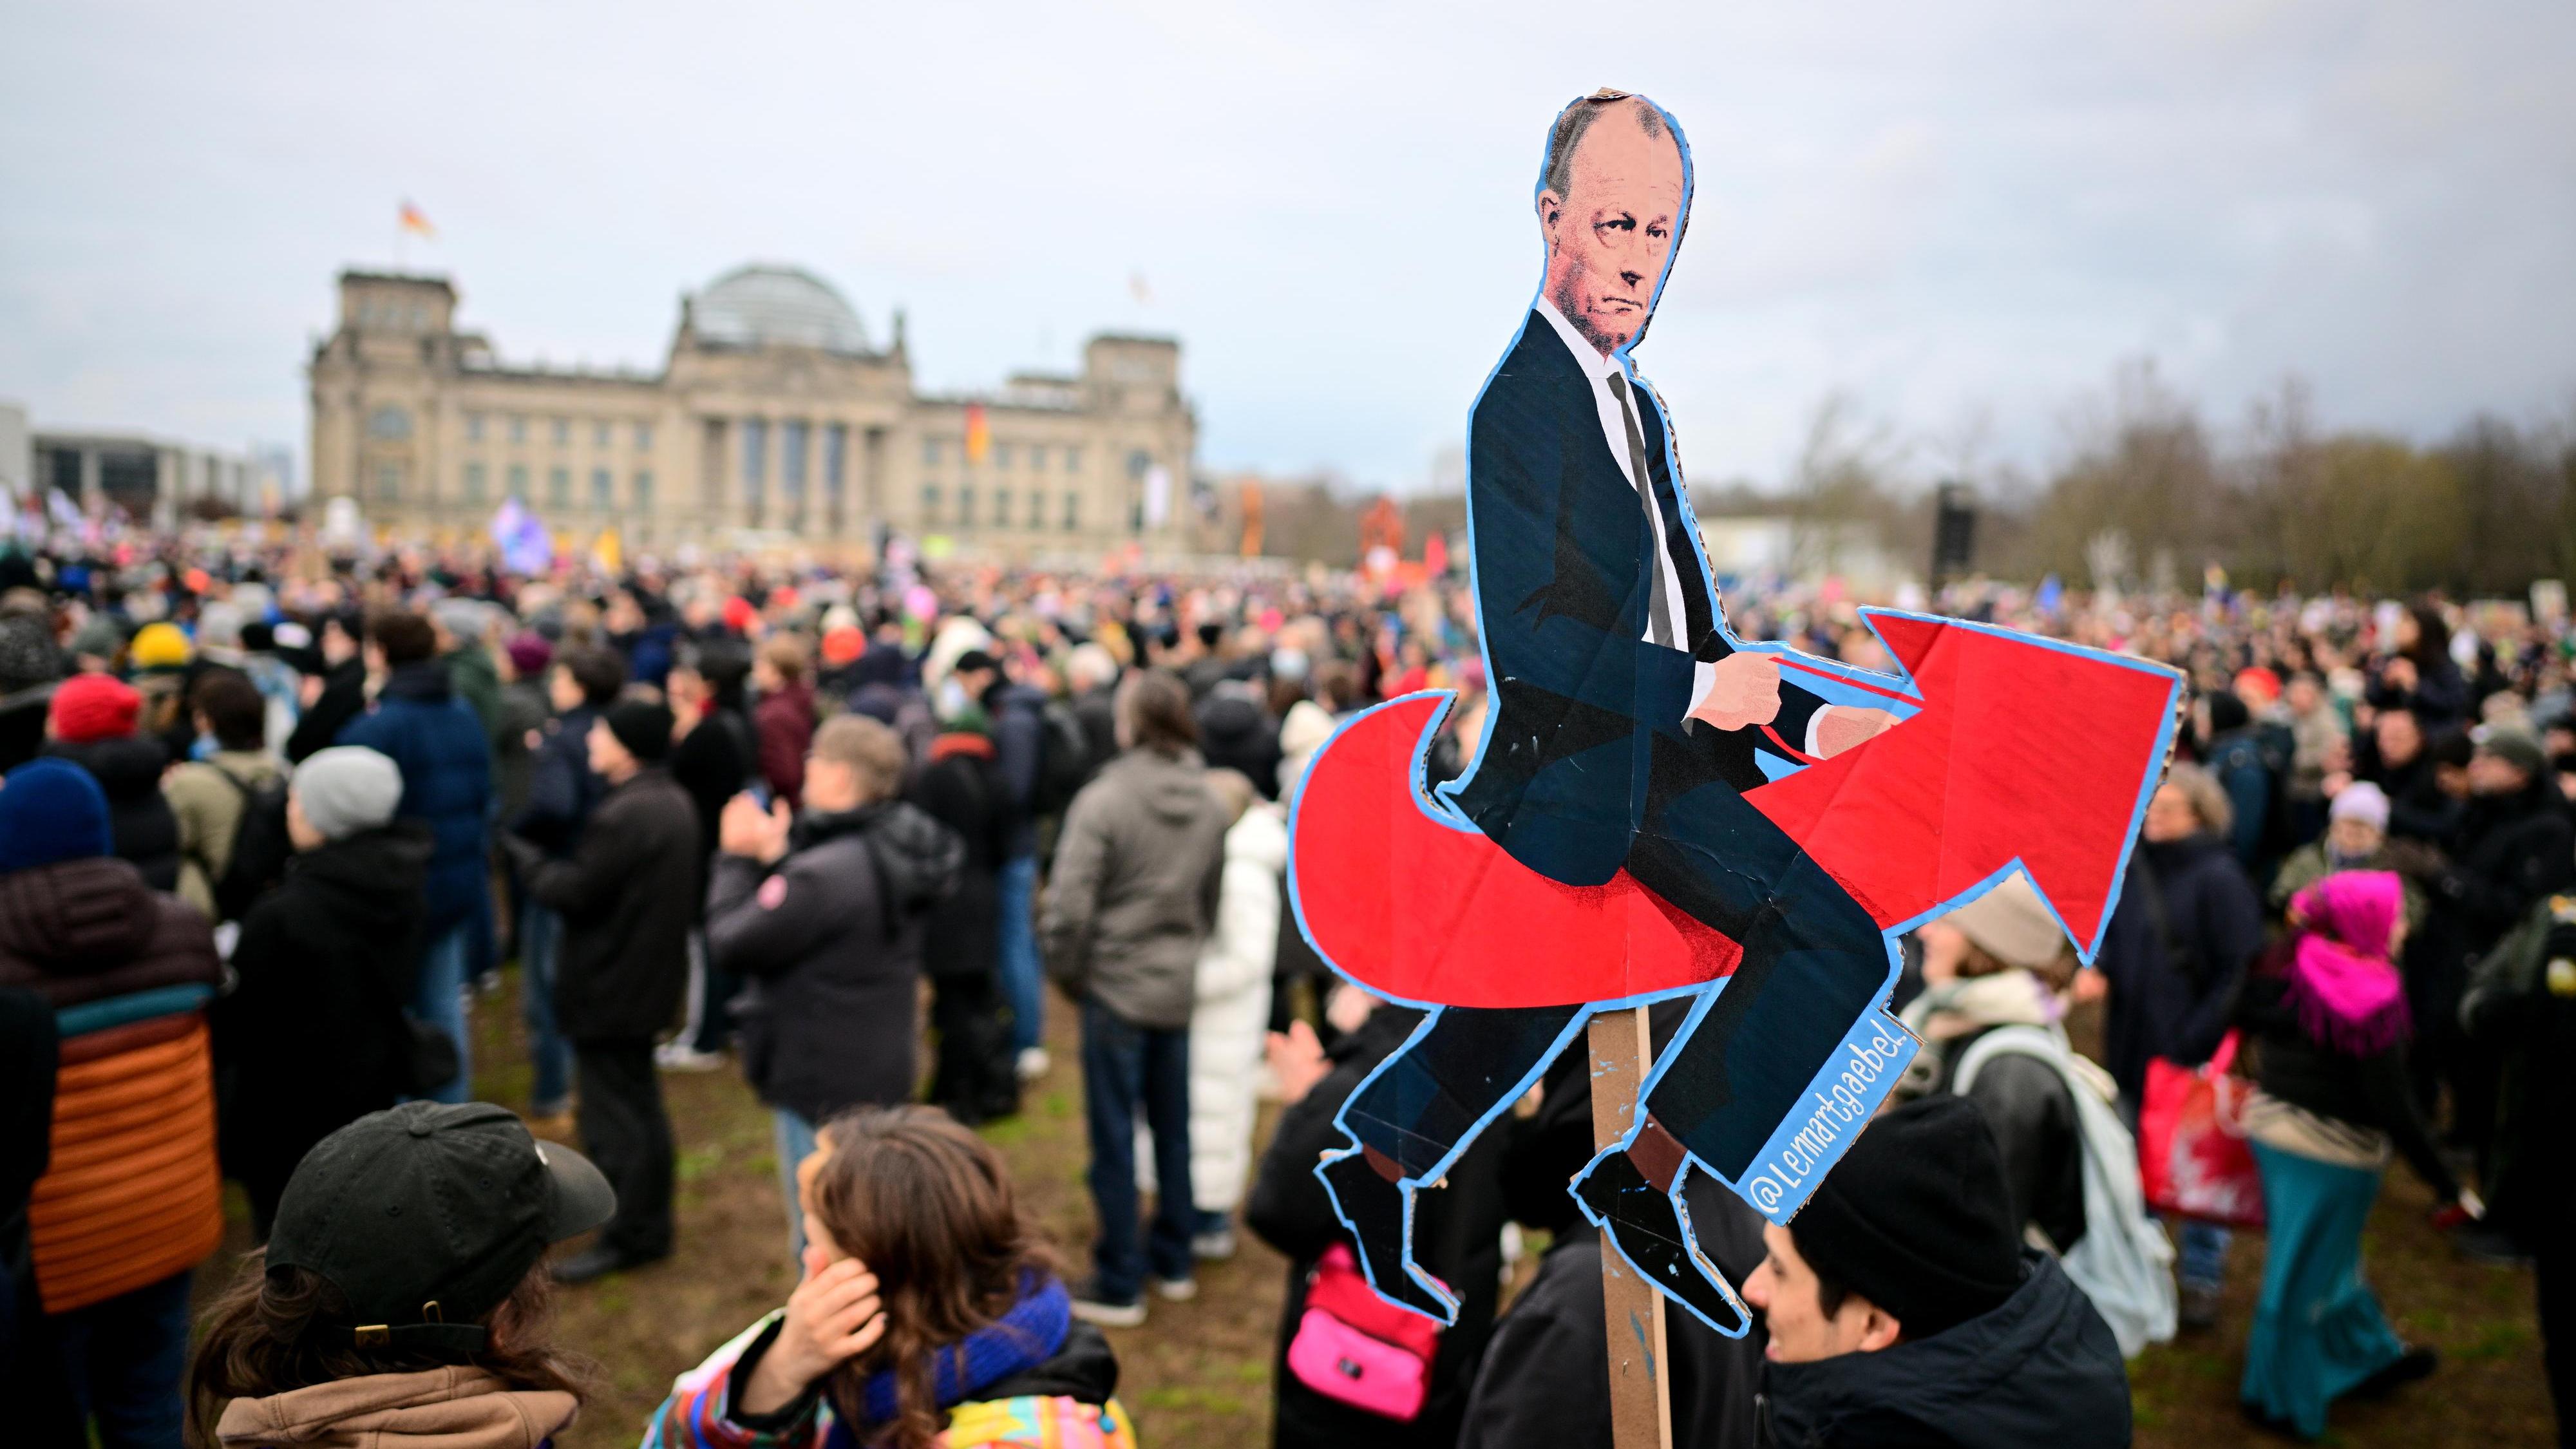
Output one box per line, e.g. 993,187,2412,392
1855,1303,1904,1353
1537,189,1564,235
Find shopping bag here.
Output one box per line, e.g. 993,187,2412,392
2137,1030,2265,1227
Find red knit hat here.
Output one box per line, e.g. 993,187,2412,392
50,674,142,744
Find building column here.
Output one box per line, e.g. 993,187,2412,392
78,448,102,515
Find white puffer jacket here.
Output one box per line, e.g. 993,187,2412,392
1145,802,1287,1215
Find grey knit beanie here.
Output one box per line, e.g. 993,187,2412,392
292,746,404,841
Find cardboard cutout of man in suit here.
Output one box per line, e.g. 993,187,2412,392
1318,90,1904,1332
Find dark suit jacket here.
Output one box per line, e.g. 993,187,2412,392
1446,310,1824,887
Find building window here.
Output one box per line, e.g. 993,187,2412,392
552,418,571,446
366,406,413,441
594,421,613,448
1065,446,1082,473
1063,492,1079,531
1127,448,1152,480
466,412,486,442
1029,489,1046,529
920,484,941,526
591,468,612,510
958,486,976,530
923,437,942,466
741,419,768,524
375,462,402,502
634,421,653,451
507,464,529,500
463,462,487,502
1028,446,1045,473
633,470,654,513
547,468,570,507
509,415,528,444
995,488,1012,527
995,443,1013,470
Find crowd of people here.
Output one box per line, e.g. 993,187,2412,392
0,525,2567,1446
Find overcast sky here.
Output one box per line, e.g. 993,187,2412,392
4,1,2571,494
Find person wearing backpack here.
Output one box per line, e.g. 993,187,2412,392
949,649,1057,1081
164,670,285,922
1900,873,2179,1358
216,746,431,1238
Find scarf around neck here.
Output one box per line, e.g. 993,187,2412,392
852,1273,1068,1428
2284,871,2410,1055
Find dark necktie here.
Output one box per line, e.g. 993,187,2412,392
1606,373,1674,648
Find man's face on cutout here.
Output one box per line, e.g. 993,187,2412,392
1540,105,1685,355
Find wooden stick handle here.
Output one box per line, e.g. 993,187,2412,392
1587,1006,1674,1449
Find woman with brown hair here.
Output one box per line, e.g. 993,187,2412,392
647,1105,1132,1449
189,1103,612,1448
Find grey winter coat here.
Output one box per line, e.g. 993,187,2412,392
1040,748,1228,1029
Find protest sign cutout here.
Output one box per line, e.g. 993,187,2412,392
1285,89,2183,1339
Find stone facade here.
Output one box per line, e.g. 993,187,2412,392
307,264,1196,558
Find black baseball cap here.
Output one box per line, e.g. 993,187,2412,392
266,1103,614,1354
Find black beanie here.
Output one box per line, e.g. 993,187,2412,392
602,699,674,764
1788,1095,2025,1338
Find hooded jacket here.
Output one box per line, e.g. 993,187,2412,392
337,661,494,936
516,766,701,1042
166,749,287,918
216,1366,578,1449
1756,1253,2131,1448
0,853,223,1312
705,801,961,1123
1899,972,2085,1254
44,734,182,893
217,824,433,1208
1040,748,1229,1030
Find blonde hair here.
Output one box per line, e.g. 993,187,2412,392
2163,762,2233,836
813,714,907,800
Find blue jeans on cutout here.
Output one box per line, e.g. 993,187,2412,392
517,904,572,1112
411,923,471,1104
997,853,1043,1053
48,1270,191,1449
774,1106,818,1264
1079,997,1194,1303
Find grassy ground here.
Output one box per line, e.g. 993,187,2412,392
196,968,2555,1447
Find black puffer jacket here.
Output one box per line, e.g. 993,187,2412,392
705,802,961,1123
514,767,702,1042
217,824,431,1212
1757,1253,2131,1448
43,735,180,893
907,737,1010,983
2096,831,2264,1103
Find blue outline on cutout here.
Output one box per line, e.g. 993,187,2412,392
1284,90,2184,1333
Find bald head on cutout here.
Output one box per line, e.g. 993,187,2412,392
1537,92,1687,357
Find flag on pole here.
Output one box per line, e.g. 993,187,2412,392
399,201,435,239
963,403,990,465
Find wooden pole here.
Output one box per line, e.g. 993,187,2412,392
1587,1006,1674,1449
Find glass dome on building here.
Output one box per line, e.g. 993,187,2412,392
694,264,869,355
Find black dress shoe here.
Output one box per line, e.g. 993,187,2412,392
551,1245,652,1285
1317,1150,1456,1322
1575,1150,1752,1336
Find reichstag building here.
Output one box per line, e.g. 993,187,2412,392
307,263,1196,556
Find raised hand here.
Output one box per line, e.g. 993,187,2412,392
738,1250,884,1416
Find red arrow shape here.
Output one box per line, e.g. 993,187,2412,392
1288,611,2179,1010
